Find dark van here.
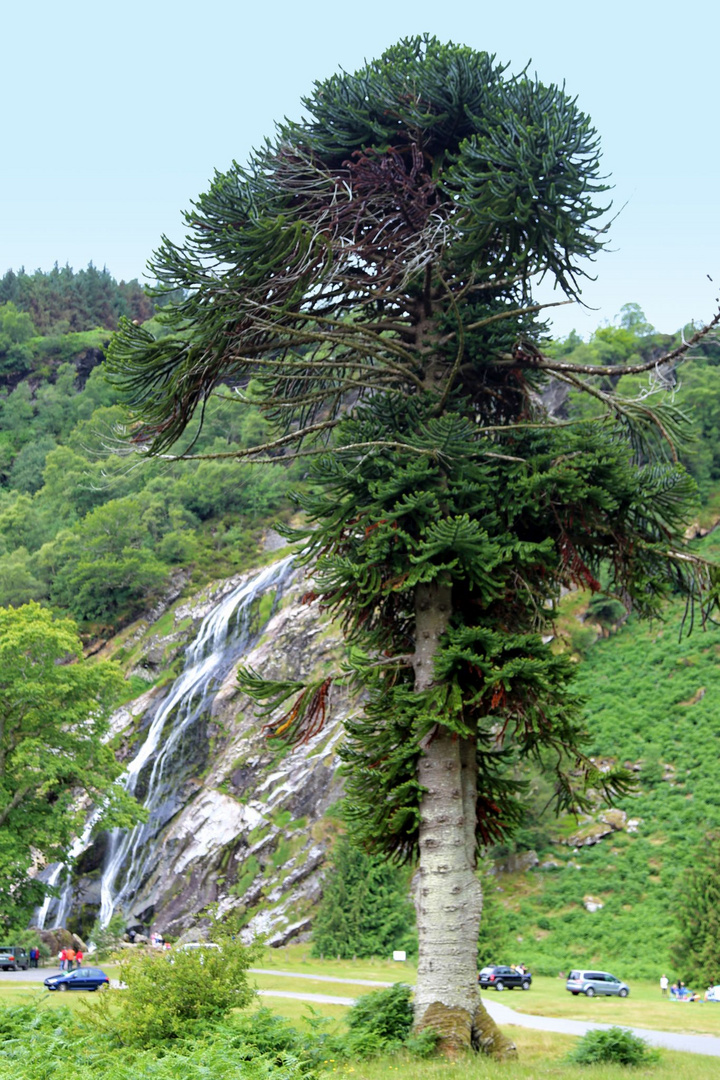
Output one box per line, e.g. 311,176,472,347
0,945,29,971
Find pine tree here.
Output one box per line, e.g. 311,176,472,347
312,836,416,959
672,834,720,988
107,36,719,1055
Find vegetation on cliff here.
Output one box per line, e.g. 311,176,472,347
0,603,141,929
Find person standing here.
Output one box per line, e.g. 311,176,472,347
58,949,66,970
660,974,669,996
75,949,83,968
65,946,76,972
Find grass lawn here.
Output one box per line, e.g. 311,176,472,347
1,970,719,1078
483,976,720,1037
343,1031,720,1080
254,943,416,983
252,948,720,1037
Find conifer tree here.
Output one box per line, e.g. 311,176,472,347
672,833,720,988
312,836,416,960
108,36,719,1055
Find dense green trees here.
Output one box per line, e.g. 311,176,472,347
107,35,717,1055
0,603,139,929
0,263,152,335
0,344,298,628
312,836,416,959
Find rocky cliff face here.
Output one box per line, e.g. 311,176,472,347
57,557,350,945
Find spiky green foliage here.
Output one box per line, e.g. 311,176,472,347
311,836,416,958
255,394,704,860
113,29,715,859
672,832,720,988
107,35,609,453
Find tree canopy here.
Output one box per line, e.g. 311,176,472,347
0,603,139,929
108,35,718,1056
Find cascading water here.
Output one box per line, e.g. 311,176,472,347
99,555,295,927
35,813,101,929
38,556,294,931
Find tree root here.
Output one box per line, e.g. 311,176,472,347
418,1000,518,1059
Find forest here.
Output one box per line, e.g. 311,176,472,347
0,265,301,632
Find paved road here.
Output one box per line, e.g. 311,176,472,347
250,969,720,1058
5,968,720,1057
258,990,357,1006
482,997,720,1058
0,968,57,981
249,968,394,988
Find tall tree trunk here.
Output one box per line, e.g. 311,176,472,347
412,582,517,1059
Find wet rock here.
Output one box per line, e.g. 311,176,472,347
54,563,349,944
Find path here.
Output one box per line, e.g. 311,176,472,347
482,997,720,1058
5,967,720,1056
249,969,720,1058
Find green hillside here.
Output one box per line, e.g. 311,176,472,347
481,585,720,981
0,266,302,637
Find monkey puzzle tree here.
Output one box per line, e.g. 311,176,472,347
109,37,718,1055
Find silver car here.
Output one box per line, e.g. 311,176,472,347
566,969,629,998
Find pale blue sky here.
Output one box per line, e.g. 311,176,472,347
3,0,718,339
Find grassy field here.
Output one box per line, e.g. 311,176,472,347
249,948,720,1037
345,1031,720,1080
6,950,720,1039
2,963,720,1078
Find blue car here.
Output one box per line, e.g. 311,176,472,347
44,967,110,992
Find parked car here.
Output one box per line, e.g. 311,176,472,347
169,942,222,965
44,967,110,992
478,965,532,991
566,969,629,997
0,945,29,971
176,942,221,953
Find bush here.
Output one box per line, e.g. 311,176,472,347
344,983,415,1056
0,1002,318,1080
109,934,262,1045
568,1026,660,1067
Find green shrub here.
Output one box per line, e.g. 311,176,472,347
109,933,261,1045
89,912,126,955
568,1026,660,1067
0,1003,317,1080
229,1006,341,1069
344,983,415,1055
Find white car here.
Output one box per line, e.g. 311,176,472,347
170,942,222,964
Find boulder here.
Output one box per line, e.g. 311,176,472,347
488,850,539,875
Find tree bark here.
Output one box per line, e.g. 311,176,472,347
412,582,517,1059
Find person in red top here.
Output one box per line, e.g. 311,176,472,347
59,949,66,970
75,949,83,968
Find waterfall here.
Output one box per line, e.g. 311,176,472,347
35,812,102,930
38,556,294,931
